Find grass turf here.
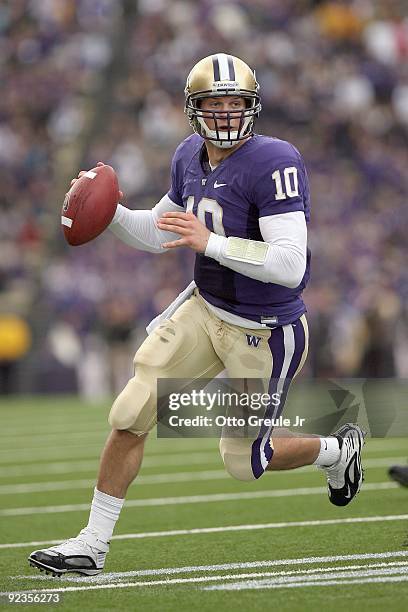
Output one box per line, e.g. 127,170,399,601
0,397,407,611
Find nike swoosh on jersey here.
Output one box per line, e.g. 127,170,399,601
214,181,227,188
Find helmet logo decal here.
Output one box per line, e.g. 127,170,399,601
212,81,239,92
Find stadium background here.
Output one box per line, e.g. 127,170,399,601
0,0,407,397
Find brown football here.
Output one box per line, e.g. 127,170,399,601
61,165,120,246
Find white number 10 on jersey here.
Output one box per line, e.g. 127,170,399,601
187,195,226,236
272,167,299,201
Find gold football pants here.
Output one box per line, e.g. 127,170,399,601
109,290,308,480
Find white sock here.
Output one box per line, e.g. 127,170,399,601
313,437,341,467
87,488,124,544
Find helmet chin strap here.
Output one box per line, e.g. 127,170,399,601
209,137,237,149
197,118,238,148
197,116,252,149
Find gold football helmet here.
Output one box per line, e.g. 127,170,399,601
185,53,261,149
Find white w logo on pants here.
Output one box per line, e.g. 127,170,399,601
246,334,261,347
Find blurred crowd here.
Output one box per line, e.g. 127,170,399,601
0,0,407,395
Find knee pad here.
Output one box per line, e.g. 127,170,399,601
109,311,214,435
109,319,197,435
219,437,256,481
109,375,153,434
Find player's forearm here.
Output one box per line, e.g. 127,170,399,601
108,196,181,253
205,235,305,286
204,212,307,287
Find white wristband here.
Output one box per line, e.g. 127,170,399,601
225,236,269,265
205,233,269,266
205,232,226,260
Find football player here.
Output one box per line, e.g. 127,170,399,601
29,54,365,576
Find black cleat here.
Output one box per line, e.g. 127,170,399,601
321,423,366,506
28,528,109,577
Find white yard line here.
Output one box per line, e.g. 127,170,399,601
24,550,408,579
1,423,108,437
2,514,407,550
0,432,406,461
204,574,408,591
0,444,106,463
358,456,408,468
0,443,214,462
0,438,216,458
0,447,407,478
0,456,405,494
1,431,108,449
6,573,407,595
0,460,99,478
1,434,216,454
4,555,408,594
0,452,219,478
0,470,230,494
17,560,408,583
0,481,397,517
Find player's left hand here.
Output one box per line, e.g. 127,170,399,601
157,211,211,253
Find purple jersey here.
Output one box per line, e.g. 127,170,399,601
167,133,311,326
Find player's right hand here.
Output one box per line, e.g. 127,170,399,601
70,161,124,200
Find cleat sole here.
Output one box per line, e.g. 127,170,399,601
28,555,103,578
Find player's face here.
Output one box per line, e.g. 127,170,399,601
200,96,246,132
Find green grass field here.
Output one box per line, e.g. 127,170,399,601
0,397,407,611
